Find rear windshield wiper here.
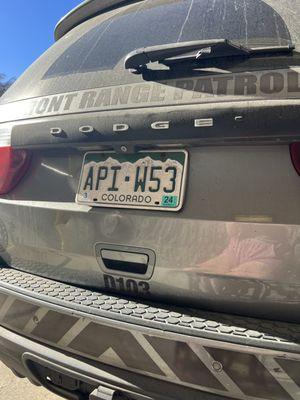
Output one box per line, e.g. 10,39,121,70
124,39,294,73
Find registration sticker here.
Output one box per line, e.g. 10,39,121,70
76,150,188,211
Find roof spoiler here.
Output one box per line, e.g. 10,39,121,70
55,0,138,41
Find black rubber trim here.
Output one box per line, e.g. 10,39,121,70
11,102,300,149
0,326,234,400
0,267,299,353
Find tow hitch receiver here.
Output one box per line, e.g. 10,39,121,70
90,386,129,400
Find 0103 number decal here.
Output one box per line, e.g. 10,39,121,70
104,275,151,295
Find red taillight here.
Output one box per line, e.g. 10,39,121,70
0,146,30,194
290,143,300,176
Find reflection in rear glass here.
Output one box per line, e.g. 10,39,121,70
45,0,292,78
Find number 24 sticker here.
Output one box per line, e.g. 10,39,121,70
162,195,178,207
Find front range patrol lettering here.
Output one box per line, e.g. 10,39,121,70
3,69,300,122
30,93,79,115
78,84,160,109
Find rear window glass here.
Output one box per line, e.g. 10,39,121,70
45,0,292,78
2,0,300,104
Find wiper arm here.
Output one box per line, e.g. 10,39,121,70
124,39,294,73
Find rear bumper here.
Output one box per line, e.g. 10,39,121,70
0,326,222,400
0,266,300,400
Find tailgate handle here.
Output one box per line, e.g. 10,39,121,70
101,250,149,275
96,244,156,279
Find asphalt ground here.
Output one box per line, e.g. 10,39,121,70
0,362,62,400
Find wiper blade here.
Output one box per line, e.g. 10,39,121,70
124,39,294,73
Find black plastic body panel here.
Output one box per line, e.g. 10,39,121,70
0,267,300,400
10,101,300,149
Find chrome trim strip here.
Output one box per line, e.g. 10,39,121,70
0,199,91,212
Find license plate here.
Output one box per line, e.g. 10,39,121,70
76,150,188,211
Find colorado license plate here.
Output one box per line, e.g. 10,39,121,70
76,150,188,211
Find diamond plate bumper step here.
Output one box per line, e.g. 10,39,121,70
0,266,300,400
